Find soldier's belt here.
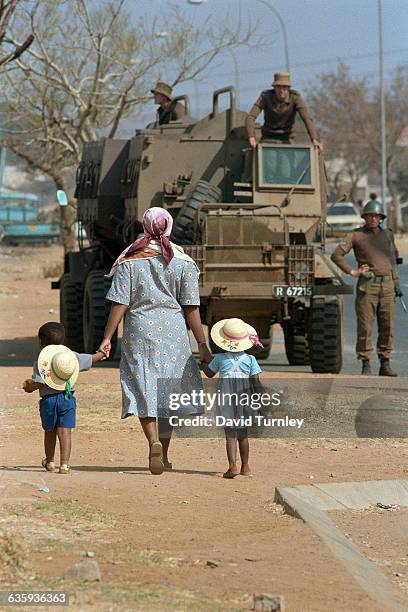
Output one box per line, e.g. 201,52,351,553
372,275,392,282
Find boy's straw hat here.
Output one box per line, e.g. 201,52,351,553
37,344,79,391
210,318,263,352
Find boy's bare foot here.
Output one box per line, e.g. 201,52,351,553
59,464,70,474
223,467,239,479
149,441,164,475
240,464,253,477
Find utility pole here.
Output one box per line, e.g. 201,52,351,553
378,0,388,223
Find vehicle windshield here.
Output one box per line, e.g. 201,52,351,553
327,204,358,215
260,146,311,186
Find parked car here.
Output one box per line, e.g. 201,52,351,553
326,202,364,236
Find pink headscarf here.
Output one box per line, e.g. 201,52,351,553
124,207,174,263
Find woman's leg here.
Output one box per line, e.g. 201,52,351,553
158,418,173,467
223,428,239,478
139,417,158,443
139,417,164,475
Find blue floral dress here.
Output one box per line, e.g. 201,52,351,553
106,256,203,418
208,352,262,421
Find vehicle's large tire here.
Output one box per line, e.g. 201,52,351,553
83,271,117,357
309,296,343,373
284,325,310,365
171,180,222,245
60,273,84,352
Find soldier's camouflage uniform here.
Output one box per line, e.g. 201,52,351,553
331,226,400,360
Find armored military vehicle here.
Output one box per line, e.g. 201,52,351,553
58,87,351,372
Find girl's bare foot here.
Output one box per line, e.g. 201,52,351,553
240,464,252,477
223,467,240,479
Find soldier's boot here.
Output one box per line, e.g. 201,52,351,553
361,360,372,376
379,359,398,377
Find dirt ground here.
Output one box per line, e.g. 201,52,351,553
332,507,408,597
1,243,408,611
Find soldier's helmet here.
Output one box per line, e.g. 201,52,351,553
361,200,386,218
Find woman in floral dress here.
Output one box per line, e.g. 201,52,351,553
99,207,211,475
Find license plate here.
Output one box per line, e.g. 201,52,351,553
272,285,312,297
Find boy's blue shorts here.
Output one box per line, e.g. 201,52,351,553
39,393,76,431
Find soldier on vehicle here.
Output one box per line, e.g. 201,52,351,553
151,81,185,126
331,200,401,377
245,72,323,151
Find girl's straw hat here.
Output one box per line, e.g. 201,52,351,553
37,345,79,392
210,318,263,352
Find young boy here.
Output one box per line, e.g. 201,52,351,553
23,322,106,474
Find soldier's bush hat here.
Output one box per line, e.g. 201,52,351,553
151,81,172,99
273,72,291,87
361,200,386,218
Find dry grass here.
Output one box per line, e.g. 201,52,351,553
0,531,28,582
2,498,116,555
0,499,246,611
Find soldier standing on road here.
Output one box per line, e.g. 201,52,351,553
151,81,185,127
245,72,323,151
331,200,401,377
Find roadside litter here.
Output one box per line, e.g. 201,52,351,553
376,502,400,511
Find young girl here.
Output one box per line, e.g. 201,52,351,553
201,318,263,479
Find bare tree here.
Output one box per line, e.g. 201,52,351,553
0,0,256,251
307,63,408,228
0,0,33,67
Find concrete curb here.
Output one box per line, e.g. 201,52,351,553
275,480,408,612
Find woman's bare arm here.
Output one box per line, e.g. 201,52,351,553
99,303,128,358
182,305,212,363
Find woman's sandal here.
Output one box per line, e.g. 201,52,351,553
149,441,164,475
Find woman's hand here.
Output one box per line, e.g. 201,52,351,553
99,338,111,359
198,343,212,364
